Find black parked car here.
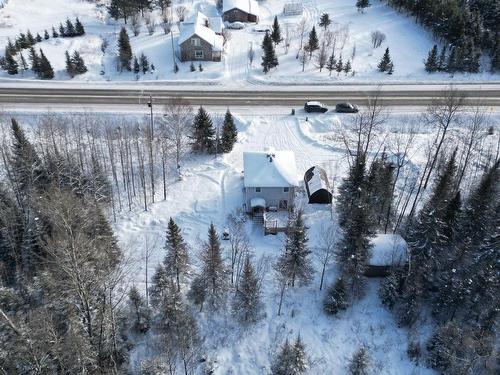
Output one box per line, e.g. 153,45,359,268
335,102,359,113
304,101,328,113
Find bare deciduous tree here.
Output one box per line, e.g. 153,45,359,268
131,13,142,36
371,30,386,48
317,223,339,290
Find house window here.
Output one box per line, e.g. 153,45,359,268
195,50,204,59
255,187,261,192
283,187,289,192
279,200,288,210
191,38,201,47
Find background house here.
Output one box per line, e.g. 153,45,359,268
243,148,298,215
178,12,224,62
223,0,259,23
365,234,408,277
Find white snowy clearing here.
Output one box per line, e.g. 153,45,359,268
109,108,498,374
0,0,498,84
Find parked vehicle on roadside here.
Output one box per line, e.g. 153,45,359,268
227,21,245,30
253,24,271,33
335,102,359,113
304,101,328,113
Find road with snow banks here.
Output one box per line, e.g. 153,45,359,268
0,83,499,108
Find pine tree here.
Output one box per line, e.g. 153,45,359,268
275,210,313,287
163,217,189,291
4,49,18,75
446,46,458,73
291,336,308,374
425,45,439,72
378,47,392,72
59,23,66,37
26,30,36,46
128,285,151,333
356,0,371,13
348,347,371,374
52,26,59,38
35,33,42,43
150,264,170,308
65,18,76,37
44,30,50,40
319,13,331,30
437,45,447,71
323,277,349,315
139,53,149,73
271,339,294,375
326,54,336,76
133,55,140,74
365,155,394,228
195,223,228,311
75,17,85,36
38,49,54,79
219,109,238,153
71,51,87,75
65,50,74,77
336,55,343,75
261,31,278,73
118,27,132,71
6,38,17,55
28,47,40,74
271,15,282,45
191,106,216,153
232,256,262,323
344,59,352,75
18,52,28,73
337,154,366,228
307,26,319,58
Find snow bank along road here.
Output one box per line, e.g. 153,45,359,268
0,83,499,107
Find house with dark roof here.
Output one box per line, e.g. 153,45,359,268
178,12,224,62
223,0,259,23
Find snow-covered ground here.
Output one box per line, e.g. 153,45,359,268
108,108,499,374
0,0,498,84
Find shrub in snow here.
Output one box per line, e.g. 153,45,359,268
348,346,371,375
271,336,308,375
323,277,349,315
370,30,385,48
190,62,196,72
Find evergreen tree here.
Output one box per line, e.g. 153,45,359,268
344,59,352,75
139,53,149,73
232,256,262,323
323,277,349,315
52,26,59,38
18,52,28,73
326,53,336,76
291,336,308,374
219,109,238,153
271,15,282,45
75,17,85,36
191,106,216,153
365,155,394,228
437,45,447,71
6,38,17,55
190,61,195,72
118,27,132,71
378,47,392,72
425,44,438,72
35,33,42,43
319,13,331,30
348,347,371,375
38,49,54,79
163,217,189,291
71,51,87,75
272,336,308,375
307,26,319,58
356,0,371,13
128,285,151,333
446,46,458,73
337,154,366,228
59,23,66,37
261,31,278,73
65,18,76,37
335,55,343,75
275,210,313,287
4,49,18,75
194,223,228,311
149,264,170,308
17,33,28,49
26,30,36,46
44,30,50,40
133,55,140,74
28,47,40,74
65,50,74,77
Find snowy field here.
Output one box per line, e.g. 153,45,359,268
0,0,498,84
87,108,497,374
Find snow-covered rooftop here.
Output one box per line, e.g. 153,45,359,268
243,148,299,188
304,166,329,193
369,234,408,266
178,12,224,51
223,0,259,16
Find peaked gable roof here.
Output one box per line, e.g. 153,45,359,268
243,148,299,188
179,12,224,51
223,0,259,16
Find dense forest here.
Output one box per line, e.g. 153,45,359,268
384,0,500,72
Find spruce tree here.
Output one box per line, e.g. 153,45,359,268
75,17,85,36
59,23,66,37
6,38,17,55
378,47,392,72
349,347,371,374
139,53,149,73
163,217,189,291
335,55,343,75
271,16,282,45
356,0,371,13
291,336,308,374
219,109,238,153
71,51,87,75
307,26,319,58
128,285,151,333
26,30,36,46
437,45,447,71
271,339,294,375
44,30,50,40
344,59,352,75
38,49,54,79
149,264,170,308
319,13,331,30
232,256,262,323
323,277,349,315
275,210,313,287
326,54,336,76
35,33,42,43
191,106,216,153
118,27,132,71
28,47,40,74
425,45,438,72
65,50,74,77
133,55,140,74
18,52,28,73
65,18,76,37
4,49,18,75
261,31,278,74
52,26,59,38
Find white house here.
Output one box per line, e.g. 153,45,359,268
243,148,299,214
178,12,224,62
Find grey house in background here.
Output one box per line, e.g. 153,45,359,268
243,149,299,214
178,12,224,62
223,0,259,23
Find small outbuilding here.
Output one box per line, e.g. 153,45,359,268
365,234,408,277
223,0,259,23
304,166,332,204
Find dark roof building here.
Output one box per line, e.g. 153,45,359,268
304,166,332,204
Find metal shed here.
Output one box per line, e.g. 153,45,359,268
304,166,332,204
